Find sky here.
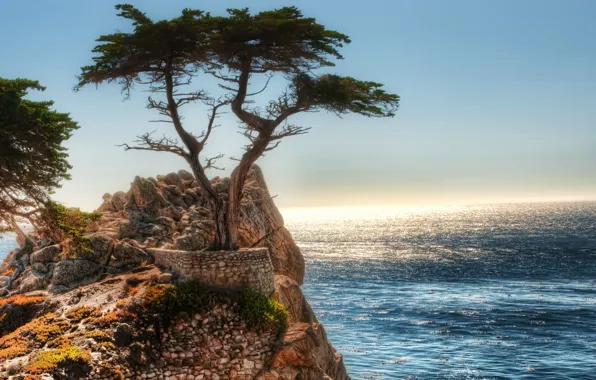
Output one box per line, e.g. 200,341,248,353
1,0,595,211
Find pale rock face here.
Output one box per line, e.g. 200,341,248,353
19,271,48,293
265,274,350,380
110,241,153,268
238,165,305,284
174,206,215,252
178,169,195,182
30,244,62,265
126,176,168,213
257,227,305,285
50,259,103,289
71,233,114,266
165,172,186,192
272,275,316,325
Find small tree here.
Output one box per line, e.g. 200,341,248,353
76,5,231,248
77,5,399,250
210,8,400,248
0,78,79,237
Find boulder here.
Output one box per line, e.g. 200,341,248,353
30,244,62,265
97,193,116,213
96,191,127,213
178,169,195,181
19,272,48,293
110,241,153,268
111,191,127,211
125,176,169,213
174,232,209,251
116,219,137,239
174,206,215,251
114,323,134,347
165,172,185,191
81,233,114,265
51,259,103,288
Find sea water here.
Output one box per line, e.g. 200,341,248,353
2,202,595,379
287,202,596,379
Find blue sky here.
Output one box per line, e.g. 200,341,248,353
1,0,595,210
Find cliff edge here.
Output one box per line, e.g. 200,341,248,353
0,166,349,380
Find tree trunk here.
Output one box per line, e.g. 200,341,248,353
10,215,27,248
186,155,227,251
224,138,270,250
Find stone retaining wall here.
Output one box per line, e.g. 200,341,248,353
147,248,274,295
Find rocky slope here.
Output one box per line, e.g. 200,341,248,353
0,166,348,380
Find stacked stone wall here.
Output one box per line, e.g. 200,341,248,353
148,248,274,295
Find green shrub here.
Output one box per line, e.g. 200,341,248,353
241,288,288,331
142,281,217,316
38,201,100,256
141,281,287,331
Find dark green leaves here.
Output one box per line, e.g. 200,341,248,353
294,74,400,117
211,6,350,72
76,4,214,94
0,78,79,221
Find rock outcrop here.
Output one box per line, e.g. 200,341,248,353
0,165,349,380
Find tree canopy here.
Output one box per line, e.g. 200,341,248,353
0,78,79,226
77,4,400,250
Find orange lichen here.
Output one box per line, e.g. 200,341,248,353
0,313,70,361
65,306,101,322
47,334,74,349
83,330,111,341
0,294,46,308
127,286,140,296
0,343,29,361
0,313,7,329
141,285,167,305
89,310,136,327
1,267,15,276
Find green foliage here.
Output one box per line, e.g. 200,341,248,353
38,200,100,254
75,4,215,94
0,78,78,223
141,281,287,330
142,281,217,316
209,6,350,72
241,288,288,331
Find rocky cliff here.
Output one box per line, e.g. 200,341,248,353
0,166,349,380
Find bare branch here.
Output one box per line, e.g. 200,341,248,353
118,131,188,157
208,71,240,83
204,153,225,170
200,98,231,146
270,124,312,140
246,73,273,97
264,141,281,151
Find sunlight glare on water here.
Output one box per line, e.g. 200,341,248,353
286,202,596,380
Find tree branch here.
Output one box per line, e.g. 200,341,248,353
204,153,225,170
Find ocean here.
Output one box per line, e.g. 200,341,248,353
2,202,596,379
287,202,596,379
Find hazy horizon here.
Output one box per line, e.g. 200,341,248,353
2,0,595,211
